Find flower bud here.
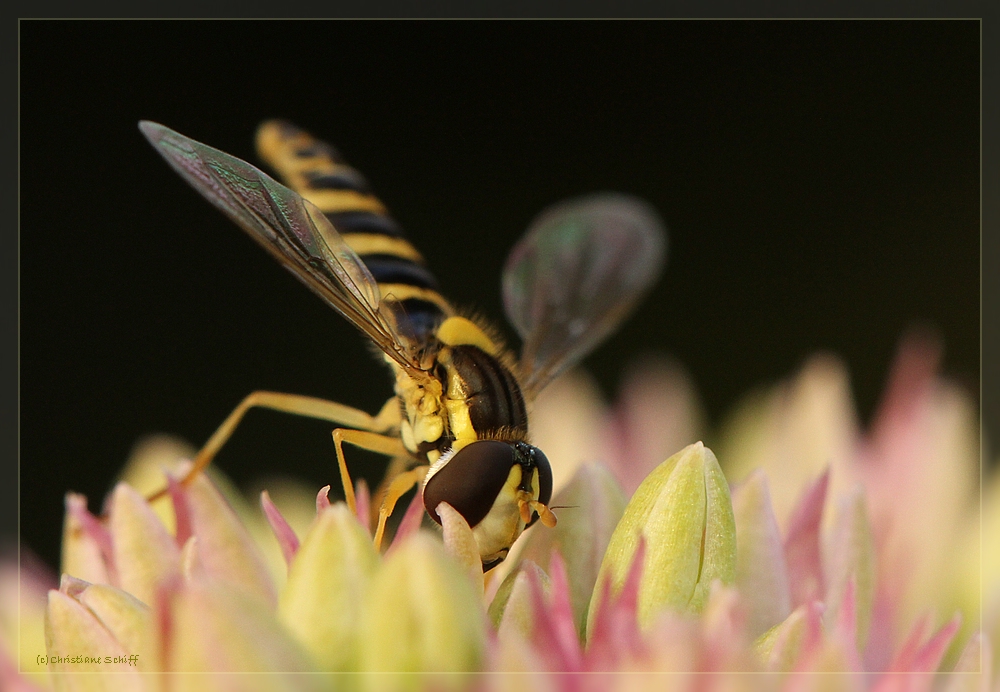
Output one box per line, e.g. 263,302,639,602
357,532,486,690
587,442,737,633
277,503,378,670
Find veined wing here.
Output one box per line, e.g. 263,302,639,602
502,192,667,398
139,121,432,382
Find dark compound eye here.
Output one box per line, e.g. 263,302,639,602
423,440,515,529
519,443,552,528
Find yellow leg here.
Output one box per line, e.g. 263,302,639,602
370,454,413,523
373,466,429,551
147,391,400,503
331,429,408,515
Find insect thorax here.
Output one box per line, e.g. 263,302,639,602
395,317,528,465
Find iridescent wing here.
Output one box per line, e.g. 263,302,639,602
502,193,667,398
139,121,432,383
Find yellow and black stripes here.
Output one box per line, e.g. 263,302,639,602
255,120,453,342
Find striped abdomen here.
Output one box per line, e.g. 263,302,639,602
255,121,453,343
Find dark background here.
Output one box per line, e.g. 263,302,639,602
20,20,980,571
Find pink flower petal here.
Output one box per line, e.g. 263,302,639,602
824,486,876,654
260,490,300,567
527,553,584,672
62,493,114,585
166,472,192,547
316,485,332,513
783,469,829,608
547,552,584,664
864,586,897,672
868,329,942,441
890,614,933,673
586,539,646,670
354,477,371,533
792,601,826,672
491,560,550,639
909,615,961,673
698,583,750,672
831,577,862,672
872,615,961,692
389,487,426,548
882,614,961,678
731,469,792,638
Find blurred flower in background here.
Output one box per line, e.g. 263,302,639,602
2,330,993,691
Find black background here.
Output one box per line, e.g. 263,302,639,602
20,20,980,571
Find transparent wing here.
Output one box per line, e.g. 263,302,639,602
139,121,431,382
502,192,667,397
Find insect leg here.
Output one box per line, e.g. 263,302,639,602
146,391,400,503
372,465,429,551
330,429,408,515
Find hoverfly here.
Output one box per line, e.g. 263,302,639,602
140,120,666,570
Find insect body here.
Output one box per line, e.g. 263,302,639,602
140,120,666,570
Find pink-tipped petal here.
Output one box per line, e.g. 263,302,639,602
863,587,897,672
699,583,752,672
166,472,193,547
315,485,332,513
869,329,942,439
546,552,585,667
784,469,829,608
872,615,961,692
832,577,862,672
858,334,979,661
61,493,114,586
389,486,426,548
732,470,793,638
526,557,584,672
910,614,962,673
824,486,876,653
354,477,371,533
260,490,300,567
491,560,551,639
890,614,933,673
883,614,961,680
58,574,90,599
792,601,827,671
586,539,647,670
